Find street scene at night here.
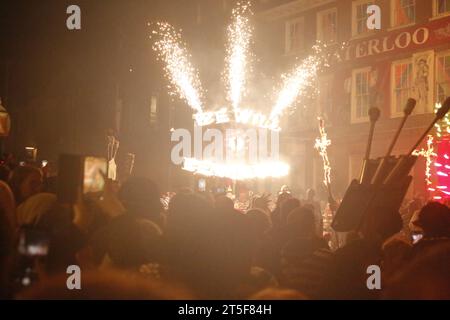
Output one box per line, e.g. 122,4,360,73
1,0,450,306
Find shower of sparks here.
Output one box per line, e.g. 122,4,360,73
413,135,437,185
225,1,253,116
151,22,204,113
315,118,332,186
435,102,450,138
150,3,337,181
269,55,320,123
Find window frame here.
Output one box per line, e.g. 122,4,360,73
316,7,338,44
150,95,158,127
433,0,450,18
352,0,375,38
390,0,416,29
391,58,414,118
351,67,372,123
436,49,450,104
285,16,305,55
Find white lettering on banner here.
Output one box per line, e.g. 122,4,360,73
412,27,429,45
395,32,411,49
345,26,431,60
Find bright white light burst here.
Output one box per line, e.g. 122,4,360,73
152,22,204,113
183,157,290,180
225,1,253,117
270,55,320,122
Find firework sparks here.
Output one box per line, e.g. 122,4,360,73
435,102,450,138
413,135,437,185
225,1,253,116
315,118,332,186
183,157,290,180
151,3,335,181
269,55,320,123
151,22,204,113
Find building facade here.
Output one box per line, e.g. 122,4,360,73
256,0,450,200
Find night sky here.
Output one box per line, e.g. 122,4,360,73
0,1,212,168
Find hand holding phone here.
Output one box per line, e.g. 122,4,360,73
94,171,126,218
83,156,108,194
18,227,49,257
57,154,107,204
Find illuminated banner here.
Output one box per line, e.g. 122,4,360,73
342,16,450,62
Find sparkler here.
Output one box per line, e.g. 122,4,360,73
225,1,253,117
315,117,332,186
151,22,204,114
151,5,330,131
413,135,436,185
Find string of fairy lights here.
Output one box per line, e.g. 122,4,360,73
412,102,450,200
314,117,332,187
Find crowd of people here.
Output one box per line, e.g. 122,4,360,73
0,153,449,300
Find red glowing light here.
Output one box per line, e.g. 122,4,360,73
430,137,450,200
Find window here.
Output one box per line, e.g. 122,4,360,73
318,75,334,122
317,8,338,44
150,96,158,126
391,59,413,117
285,17,305,54
434,0,450,17
391,0,415,27
351,68,371,123
436,51,450,104
352,0,374,37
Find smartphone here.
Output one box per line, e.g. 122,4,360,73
25,147,37,162
18,227,49,257
83,156,107,194
57,154,107,203
412,233,423,244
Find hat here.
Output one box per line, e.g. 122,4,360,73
412,202,450,236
